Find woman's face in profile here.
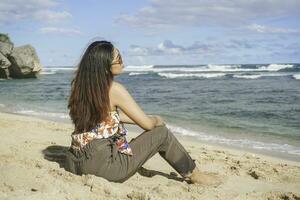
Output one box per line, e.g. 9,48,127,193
111,48,124,76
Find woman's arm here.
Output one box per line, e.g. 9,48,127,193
111,82,160,130
118,109,159,125
118,109,135,124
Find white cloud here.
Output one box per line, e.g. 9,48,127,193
115,0,300,28
0,0,71,24
126,38,300,64
39,27,82,36
245,24,300,34
127,40,219,56
129,45,150,56
157,40,184,54
127,38,263,58
34,10,72,23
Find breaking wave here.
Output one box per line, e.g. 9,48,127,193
124,64,297,73
293,74,300,80
232,74,262,79
41,67,76,75
158,73,226,79
128,72,149,76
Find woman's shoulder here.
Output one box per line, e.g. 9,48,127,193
110,81,128,95
109,81,132,108
111,81,125,89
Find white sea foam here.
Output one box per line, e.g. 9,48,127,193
14,110,69,119
158,72,226,79
125,65,237,73
260,64,294,71
166,123,300,155
41,67,76,75
123,64,294,73
128,72,149,76
233,74,262,79
44,67,76,71
206,64,242,71
41,67,75,75
293,74,300,80
233,73,294,79
204,64,294,72
263,73,293,77
40,71,57,75
166,124,199,136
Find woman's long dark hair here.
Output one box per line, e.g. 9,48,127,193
68,41,114,134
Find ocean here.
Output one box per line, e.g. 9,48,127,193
0,63,299,161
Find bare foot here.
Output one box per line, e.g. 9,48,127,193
185,170,222,186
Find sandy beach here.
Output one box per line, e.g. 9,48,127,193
0,111,299,200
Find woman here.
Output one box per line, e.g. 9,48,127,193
65,40,220,185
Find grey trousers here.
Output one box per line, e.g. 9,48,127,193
65,125,196,183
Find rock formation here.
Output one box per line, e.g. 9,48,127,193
0,33,42,79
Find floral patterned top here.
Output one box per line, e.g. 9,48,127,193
70,110,133,156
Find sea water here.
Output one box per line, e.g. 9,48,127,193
0,63,299,161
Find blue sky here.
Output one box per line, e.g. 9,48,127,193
1,0,300,66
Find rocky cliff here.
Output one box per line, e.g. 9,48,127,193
0,33,42,79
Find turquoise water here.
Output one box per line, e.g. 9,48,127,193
0,63,300,161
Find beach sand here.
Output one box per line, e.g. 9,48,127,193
0,112,299,200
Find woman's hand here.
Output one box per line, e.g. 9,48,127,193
149,115,165,127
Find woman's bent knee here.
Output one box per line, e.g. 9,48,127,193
155,124,168,131
152,125,170,141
